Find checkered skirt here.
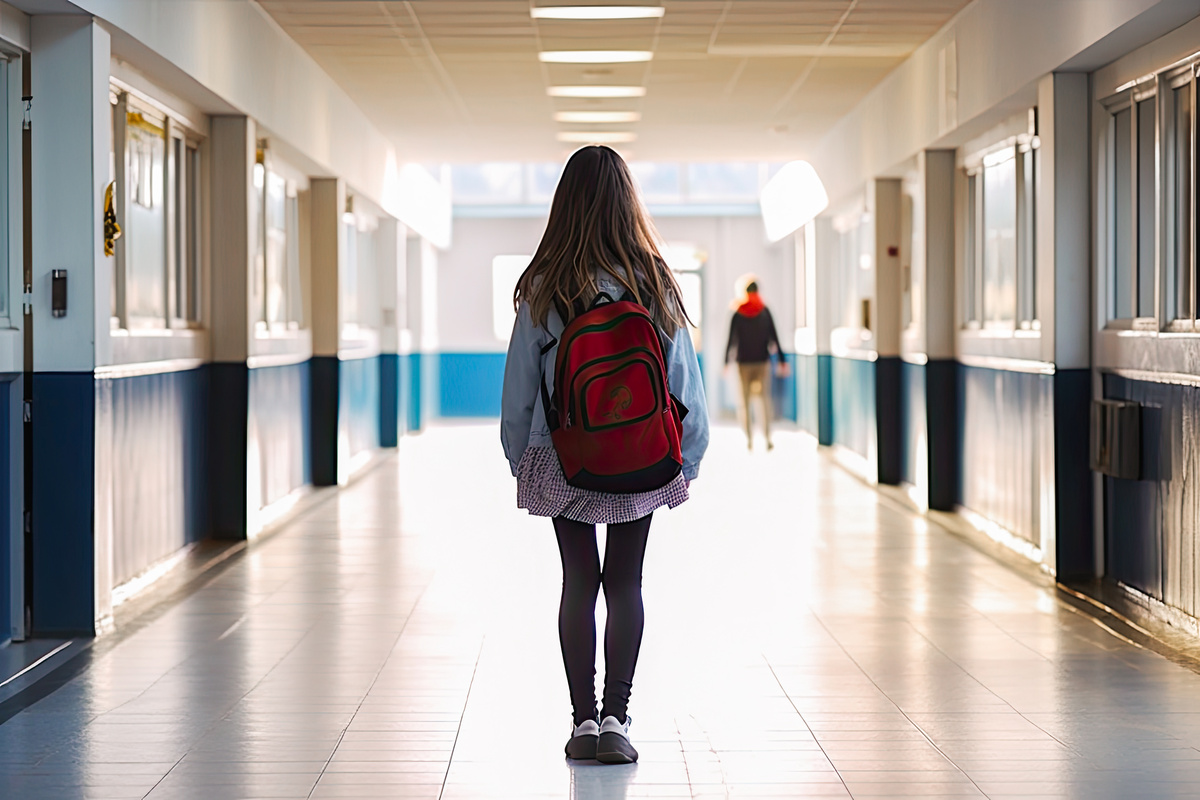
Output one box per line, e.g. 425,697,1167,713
516,446,689,525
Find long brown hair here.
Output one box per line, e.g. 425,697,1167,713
514,145,688,336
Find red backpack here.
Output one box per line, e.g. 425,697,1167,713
541,292,687,493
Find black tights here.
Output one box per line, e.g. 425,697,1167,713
553,514,652,727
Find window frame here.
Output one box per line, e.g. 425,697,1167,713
111,87,205,333
1102,81,1160,330
253,143,305,334
960,129,1040,334
1164,65,1198,332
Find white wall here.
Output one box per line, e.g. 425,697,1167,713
71,0,399,219
437,213,794,415
810,0,1200,206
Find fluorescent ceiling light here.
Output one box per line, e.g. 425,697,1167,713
554,111,641,123
532,5,664,19
540,50,653,64
547,85,647,98
557,131,638,143
759,161,828,243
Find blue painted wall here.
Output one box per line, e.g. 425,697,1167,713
99,368,208,588
439,352,507,418
0,377,11,645
830,356,875,458
900,361,926,488
31,373,95,635
957,364,1049,547
1102,374,1199,611
795,354,819,438
407,353,422,432
380,353,400,447
249,361,311,508
341,355,381,459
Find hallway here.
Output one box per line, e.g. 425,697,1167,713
3,425,1200,799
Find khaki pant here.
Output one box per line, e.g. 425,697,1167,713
737,362,772,447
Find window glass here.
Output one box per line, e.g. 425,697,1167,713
492,255,530,340
451,163,522,204
1017,148,1037,326
629,162,681,202
172,137,185,321
340,213,358,325
125,114,166,321
983,153,1017,324
1113,107,1134,319
251,162,266,325
286,194,301,327
1137,97,1157,318
187,146,201,322
356,221,379,329
965,173,978,324
526,162,562,203
265,171,288,326
1173,85,1192,321
686,162,760,200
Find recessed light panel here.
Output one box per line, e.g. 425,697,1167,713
539,51,653,64
531,6,664,20
547,86,647,98
557,131,638,143
554,111,641,123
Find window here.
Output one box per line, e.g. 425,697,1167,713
685,163,761,200
962,124,1039,330
492,255,529,340
450,163,523,204
1137,97,1158,319
629,162,681,202
111,90,203,329
1112,105,1134,319
1168,75,1193,323
252,147,303,331
983,151,1017,325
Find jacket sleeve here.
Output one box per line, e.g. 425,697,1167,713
500,302,546,476
666,325,710,481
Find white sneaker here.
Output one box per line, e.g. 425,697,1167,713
596,714,638,764
565,718,599,759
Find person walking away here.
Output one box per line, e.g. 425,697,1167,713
725,278,788,451
500,145,710,765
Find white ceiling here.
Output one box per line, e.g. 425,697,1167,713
258,0,973,163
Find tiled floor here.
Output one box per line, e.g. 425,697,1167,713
5,425,1200,798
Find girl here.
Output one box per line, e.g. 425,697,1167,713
500,146,709,764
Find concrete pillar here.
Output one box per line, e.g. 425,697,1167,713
206,115,254,539
1038,72,1093,579
29,16,110,635
309,177,343,485
921,150,959,512
873,178,903,485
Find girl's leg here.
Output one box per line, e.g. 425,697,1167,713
553,516,602,726
600,513,652,723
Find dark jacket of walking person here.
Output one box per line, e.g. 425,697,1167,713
499,145,710,766
725,281,787,450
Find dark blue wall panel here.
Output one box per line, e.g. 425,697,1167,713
310,356,338,486
249,361,311,508
380,353,400,447
830,356,875,458
208,363,249,538
101,368,208,587
1055,369,1093,579
900,361,926,488
407,353,422,433
439,353,507,418
0,378,11,645
341,355,381,460
771,355,798,423
957,364,1047,544
875,357,902,486
31,373,95,635
817,354,833,446
927,360,959,512
1102,374,1199,610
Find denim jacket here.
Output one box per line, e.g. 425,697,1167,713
500,274,710,481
